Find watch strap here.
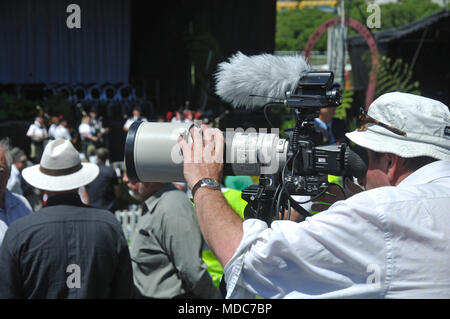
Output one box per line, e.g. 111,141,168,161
191,178,220,199
191,179,204,199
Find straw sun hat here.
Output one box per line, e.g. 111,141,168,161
22,139,99,192
346,92,450,160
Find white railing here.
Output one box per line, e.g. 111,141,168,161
115,210,141,243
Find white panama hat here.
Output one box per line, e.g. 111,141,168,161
22,139,99,192
346,92,450,160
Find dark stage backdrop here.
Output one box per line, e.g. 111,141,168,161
130,0,276,115
0,0,276,161
0,0,131,84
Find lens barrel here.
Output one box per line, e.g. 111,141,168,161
125,121,194,182
125,122,288,182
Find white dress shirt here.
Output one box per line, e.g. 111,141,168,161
26,121,47,141
224,160,450,299
48,124,57,139
6,164,22,195
78,123,95,141
123,116,148,130
53,125,71,140
170,118,192,124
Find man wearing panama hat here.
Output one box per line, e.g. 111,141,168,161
0,139,133,298
178,92,450,298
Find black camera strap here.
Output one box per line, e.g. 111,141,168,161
287,194,312,219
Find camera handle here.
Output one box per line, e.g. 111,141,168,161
241,172,312,225
242,176,277,225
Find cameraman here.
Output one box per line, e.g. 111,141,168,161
178,92,450,298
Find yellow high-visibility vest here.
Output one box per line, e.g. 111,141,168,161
202,188,247,287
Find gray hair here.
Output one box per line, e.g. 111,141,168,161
0,138,13,170
96,147,109,163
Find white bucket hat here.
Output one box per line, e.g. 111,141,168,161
22,139,99,191
346,92,450,160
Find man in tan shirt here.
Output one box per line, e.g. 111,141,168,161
123,173,221,299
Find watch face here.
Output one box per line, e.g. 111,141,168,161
202,178,220,188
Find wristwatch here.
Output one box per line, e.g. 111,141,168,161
191,178,220,198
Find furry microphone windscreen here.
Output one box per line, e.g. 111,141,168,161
214,51,311,109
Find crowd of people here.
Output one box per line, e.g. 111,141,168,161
25,104,212,162
0,91,449,299
0,103,228,298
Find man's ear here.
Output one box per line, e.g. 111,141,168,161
386,153,400,185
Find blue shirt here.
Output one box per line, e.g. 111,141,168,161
314,118,335,145
0,189,32,226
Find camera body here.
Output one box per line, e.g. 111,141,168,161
285,72,341,110
282,71,343,196
241,71,347,223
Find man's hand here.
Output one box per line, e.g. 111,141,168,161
177,125,224,190
311,178,364,213
177,125,242,267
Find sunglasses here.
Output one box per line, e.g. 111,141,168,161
358,107,407,137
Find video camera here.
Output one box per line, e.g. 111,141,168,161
240,71,367,224
125,67,366,225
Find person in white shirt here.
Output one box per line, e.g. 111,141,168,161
170,108,192,124
178,92,450,298
89,108,109,146
53,119,72,141
78,116,97,159
6,148,27,196
123,106,148,132
26,116,49,163
47,116,59,140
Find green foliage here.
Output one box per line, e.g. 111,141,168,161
334,88,353,120
184,31,225,109
347,0,442,33
375,0,442,30
371,55,420,99
43,93,74,124
0,93,39,121
264,104,295,138
276,0,444,50
280,116,296,139
0,92,73,122
276,8,336,51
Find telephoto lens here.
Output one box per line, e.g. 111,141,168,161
125,121,194,182
125,121,289,182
